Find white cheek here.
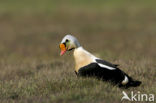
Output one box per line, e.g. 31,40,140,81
68,44,72,50
68,43,75,49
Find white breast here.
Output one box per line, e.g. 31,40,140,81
73,47,97,72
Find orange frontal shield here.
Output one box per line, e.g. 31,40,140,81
59,43,66,56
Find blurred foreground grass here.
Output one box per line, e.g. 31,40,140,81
0,0,156,103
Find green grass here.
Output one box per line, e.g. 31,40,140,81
0,0,156,103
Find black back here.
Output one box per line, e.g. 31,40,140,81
78,63,125,85
95,59,119,68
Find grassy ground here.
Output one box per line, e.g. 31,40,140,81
0,0,156,103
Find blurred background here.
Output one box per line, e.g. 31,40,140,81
0,0,156,102
0,0,156,61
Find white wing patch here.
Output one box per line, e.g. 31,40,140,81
97,63,116,70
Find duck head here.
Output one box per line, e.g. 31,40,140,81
59,35,81,56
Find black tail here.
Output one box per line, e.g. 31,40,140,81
128,80,142,87
119,74,142,88
119,80,141,88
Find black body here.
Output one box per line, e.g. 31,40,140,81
76,59,141,88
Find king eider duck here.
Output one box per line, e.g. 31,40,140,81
59,35,141,88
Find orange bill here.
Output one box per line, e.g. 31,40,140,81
59,43,66,56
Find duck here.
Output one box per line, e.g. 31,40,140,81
59,34,141,88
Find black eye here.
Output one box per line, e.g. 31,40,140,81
66,39,69,42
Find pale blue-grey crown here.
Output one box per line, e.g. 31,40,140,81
61,34,81,47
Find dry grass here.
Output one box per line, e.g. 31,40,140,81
0,0,156,103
